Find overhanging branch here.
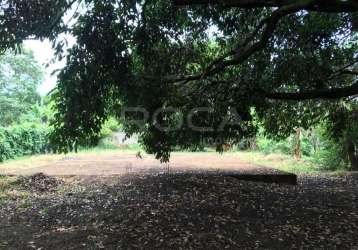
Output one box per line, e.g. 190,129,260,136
264,82,358,100
161,0,314,83
174,0,289,8
173,0,358,12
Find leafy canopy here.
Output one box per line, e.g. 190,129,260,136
0,49,43,126
0,0,357,161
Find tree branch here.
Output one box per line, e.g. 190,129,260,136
160,0,314,83
263,82,358,100
340,70,358,76
173,0,358,12
45,0,78,33
174,0,291,8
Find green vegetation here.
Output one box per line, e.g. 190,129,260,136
252,120,358,171
0,49,52,162
34,1,355,163
99,117,122,139
0,50,43,126
0,1,357,172
79,142,142,153
0,124,49,162
236,152,318,174
0,154,64,172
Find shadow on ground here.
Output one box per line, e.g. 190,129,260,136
1,172,357,249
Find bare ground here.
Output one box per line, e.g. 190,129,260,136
0,152,283,176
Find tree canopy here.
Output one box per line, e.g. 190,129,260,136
0,49,43,126
0,0,357,161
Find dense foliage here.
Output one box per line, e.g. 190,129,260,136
0,124,50,162
0,49,43,126
0,47,50,162
255,126,353,171
0,0,357,163
99,117,122,139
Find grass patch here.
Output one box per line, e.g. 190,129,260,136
0,154,64,172
0,175,16,190
79,142,143,153
0,175,30,202
0,145,142,172
234,151,319,174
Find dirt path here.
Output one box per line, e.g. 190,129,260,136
0,152,283,176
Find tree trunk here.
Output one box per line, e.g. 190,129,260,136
294,128,302,160
346,138,358,171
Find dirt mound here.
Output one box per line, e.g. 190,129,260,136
16,173,63,192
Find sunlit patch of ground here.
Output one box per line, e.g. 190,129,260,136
0,151,318,176
0,154,64,172
0,151,306,177
236,151,318,174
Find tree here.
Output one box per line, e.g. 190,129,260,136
325,102,358,170
0,49,43,126
0,0,357,162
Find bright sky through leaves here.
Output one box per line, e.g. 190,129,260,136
24,39,58,95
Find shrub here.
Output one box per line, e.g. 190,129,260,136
0,124,50,162
257,137,293,155
311,141,348,170
99,117,121,139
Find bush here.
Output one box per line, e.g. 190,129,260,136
255,125,352,171
96,138,120,150
0,124,50,162
99,117,121,139
311,141,348,170
257,137,292,155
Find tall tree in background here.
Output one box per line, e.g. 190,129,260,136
0,0,357,163
0,49,43,126
325,102,358,170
